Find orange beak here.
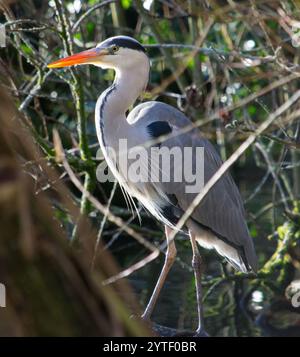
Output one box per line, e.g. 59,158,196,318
47,47,107,68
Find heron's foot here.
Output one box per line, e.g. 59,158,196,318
193,328,209,337
140,310,152,321
140,313,148,321
129,313,138,320
130,313,149,320
140,313,154,329
130,313,154,328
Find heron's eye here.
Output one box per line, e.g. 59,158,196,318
112,45,119,53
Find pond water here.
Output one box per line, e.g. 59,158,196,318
107,174,300,337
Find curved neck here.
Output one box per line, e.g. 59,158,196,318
98,62,149,122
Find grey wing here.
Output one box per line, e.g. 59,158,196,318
128,101,258,272
165,133,257,273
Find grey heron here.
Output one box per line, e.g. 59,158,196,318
48,36,257,336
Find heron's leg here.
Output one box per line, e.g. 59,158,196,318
141,226,177,320
189,231,207,336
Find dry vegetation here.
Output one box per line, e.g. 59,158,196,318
0,0,300,336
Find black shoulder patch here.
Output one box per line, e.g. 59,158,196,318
160,200,188,233
161,205,179,226
147,121,172,139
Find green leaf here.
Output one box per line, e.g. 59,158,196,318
266,20,278,30
250,225,257,238
86,22,95,35
199,53,208,62
74,33,82,41
20,44,33,56
187,57,195,69
121,0,132,9
247,104,257,116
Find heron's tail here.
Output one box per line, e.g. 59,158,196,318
187,218,258,274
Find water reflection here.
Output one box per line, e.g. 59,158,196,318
108,177,300,336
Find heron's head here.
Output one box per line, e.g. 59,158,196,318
47,36,149,71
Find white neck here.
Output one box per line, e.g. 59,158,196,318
96,58,149,124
